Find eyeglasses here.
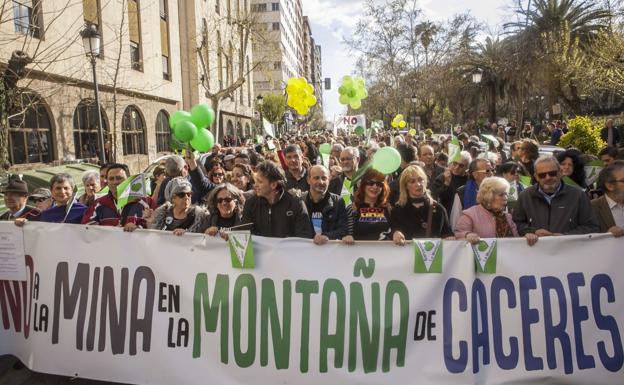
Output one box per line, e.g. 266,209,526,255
212,173,225,177
175,192,192,198
536,170,558,179
366,180,384,188
475,169,494,174
217,197,235,204
340,157,355,162
451,162,466,169
32,197,48,203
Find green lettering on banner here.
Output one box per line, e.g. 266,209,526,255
260,279,291,369
192,274,229,361
295,280,319,373
348,282,380,373
233,274,257,367
320,279,346,372
382,281,409,372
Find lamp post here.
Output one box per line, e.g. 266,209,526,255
80,23,106,165
471,68,483,84
410,94,418,131
256,94,264,137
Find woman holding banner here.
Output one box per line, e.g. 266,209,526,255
145,178,209,235
352,169,392,241
455,176,538,246
390,165,454,246
201,183,246,237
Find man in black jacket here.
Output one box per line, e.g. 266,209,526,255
242,161,313,238
513,156,600,236
304,165,354,245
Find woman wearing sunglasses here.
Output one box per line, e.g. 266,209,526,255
145,177,209,236
352,169,392,241
208,163,226,185
202,183,246,238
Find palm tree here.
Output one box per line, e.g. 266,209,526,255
414,21,440,66
505,0,612,113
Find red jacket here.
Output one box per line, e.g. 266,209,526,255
81,192,155,227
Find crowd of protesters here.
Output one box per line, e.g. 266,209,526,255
3,121,624,246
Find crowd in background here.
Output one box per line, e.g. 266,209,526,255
3,119,624,246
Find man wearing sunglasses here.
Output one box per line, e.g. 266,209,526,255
513,156,599,237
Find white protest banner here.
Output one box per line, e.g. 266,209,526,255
1,222,623,385
334,114,366,133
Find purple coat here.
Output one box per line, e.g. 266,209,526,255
455,204,519,239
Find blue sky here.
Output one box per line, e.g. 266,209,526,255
302,0,516,119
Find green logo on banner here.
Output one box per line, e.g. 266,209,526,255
228,231,254,269
414,240,442,273
472,239,497,273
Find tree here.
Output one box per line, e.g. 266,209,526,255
257,93,286,125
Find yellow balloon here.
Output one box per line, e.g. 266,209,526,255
399,120,406,128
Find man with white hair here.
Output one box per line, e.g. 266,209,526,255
513,156,599,236
328,146,359,203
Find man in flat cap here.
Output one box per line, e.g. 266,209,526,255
0,178,40,220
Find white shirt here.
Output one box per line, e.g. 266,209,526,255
605,194,624,228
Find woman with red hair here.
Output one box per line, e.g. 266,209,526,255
352,168,391,240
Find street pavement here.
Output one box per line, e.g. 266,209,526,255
0,356,124,385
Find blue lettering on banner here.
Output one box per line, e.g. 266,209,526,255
442,273,623,375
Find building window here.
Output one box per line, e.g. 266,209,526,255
8,91,53,164
271,2,278,11
155,110,170,152
272,22,279,30
251,3,266,12
273,61,281,70
13,1,40,38
122,106,146,155
217,31,223,89
73,99,110,161
160,0,170,80
128,0,142,71
215,0,219,13
162,56,170,80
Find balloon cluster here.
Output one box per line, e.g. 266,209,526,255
338,76,368,109
169,104,215,152
286,77,317,115
391,114,406,129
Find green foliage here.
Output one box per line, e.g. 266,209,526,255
257,93,286,125
558,115,605,155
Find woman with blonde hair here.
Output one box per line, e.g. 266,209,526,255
455,176,537,246
390,165,454,246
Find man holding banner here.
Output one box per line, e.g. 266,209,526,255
82,163,155,231
591,160,624,237
303,165,354,245
513,156,599,236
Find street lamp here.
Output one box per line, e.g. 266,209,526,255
256,95,264,136
472,68,483,84
80,23,106,165
410,94,418,130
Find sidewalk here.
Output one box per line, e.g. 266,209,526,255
0,356,124,385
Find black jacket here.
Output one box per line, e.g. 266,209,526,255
431,173,468,214
242,190,314,238
512,183,600,235
303,192,353,239
390,199,453,239
600,126,622,147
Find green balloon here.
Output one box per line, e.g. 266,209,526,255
169,110,192,130
319,143,331,154
354,126,364,137
174,120,198,142
372,147,401,174
190,128,215,152
190,104,215,129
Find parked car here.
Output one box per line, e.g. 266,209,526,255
0,162,100,215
